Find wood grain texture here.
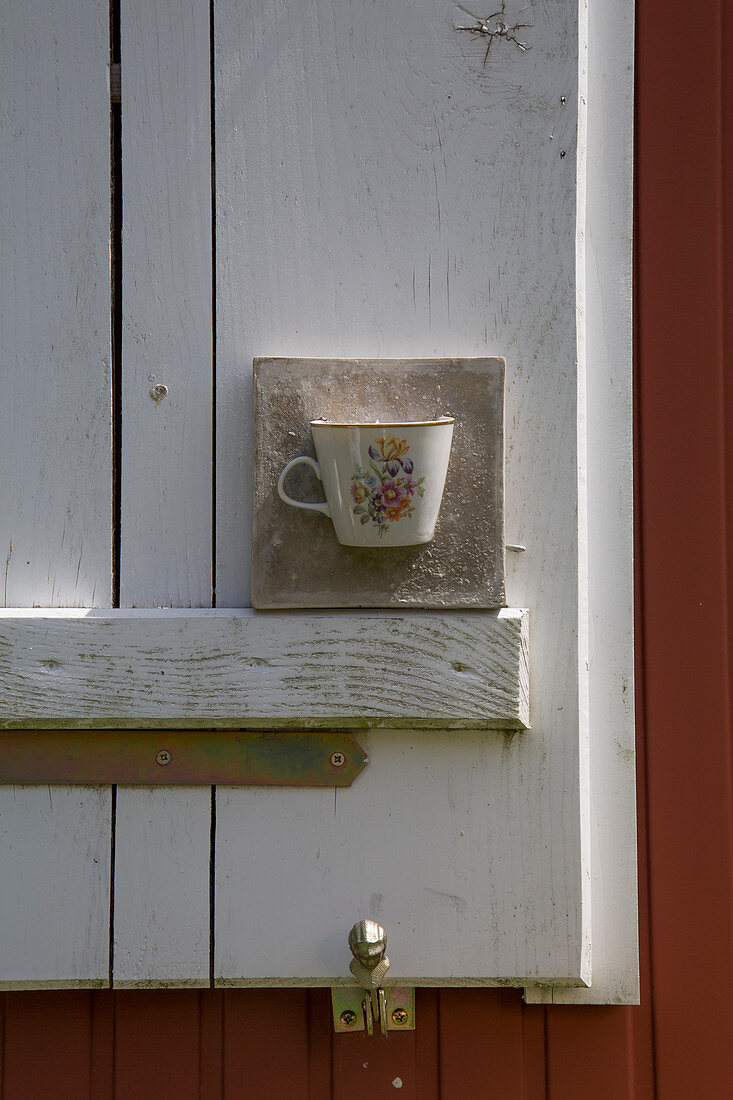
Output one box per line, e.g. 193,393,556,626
215,728,587,986
0,0,717,1083
0,607,528,729
213,0,589,987
524,0,637,1006
0,0,636,1000
0,0,113,992
113,0,214,988
113,788,211,987
0,0,112,609
0,787,111,987
120,0,213,608
214,0,581,612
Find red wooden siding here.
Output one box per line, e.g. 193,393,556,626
1,0,732,1094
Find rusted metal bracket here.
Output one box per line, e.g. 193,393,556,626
0,729,367,787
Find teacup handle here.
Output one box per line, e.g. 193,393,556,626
277,456,331,516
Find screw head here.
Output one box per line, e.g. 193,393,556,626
330,751,346,768
339,1009,357,1027
391,1008,409,1026
156,749,172,766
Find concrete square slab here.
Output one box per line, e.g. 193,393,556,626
252,358,505,608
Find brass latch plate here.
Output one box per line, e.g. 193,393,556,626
331,986,415,1033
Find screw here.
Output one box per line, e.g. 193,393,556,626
340,1009,357,1027
391,1008,409,1026
156,749,172,766
330,751,345,768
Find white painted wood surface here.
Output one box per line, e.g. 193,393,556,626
0,608,528,729
0,786,112,989
113,0,214,987
113,786,211,987
0,0,112,609
0,0,112,987
216,729,589,987
524,0,638,1004
0,0,637,999
213,0,591,986
120,0,213,608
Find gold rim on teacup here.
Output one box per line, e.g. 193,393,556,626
277,417,455,548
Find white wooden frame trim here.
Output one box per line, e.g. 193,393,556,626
523,0,637,1004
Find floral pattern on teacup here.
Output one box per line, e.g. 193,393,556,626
350,436,426,537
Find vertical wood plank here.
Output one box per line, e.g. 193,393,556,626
114,0,213,986
120,0,213,606
0,0,113,992
0,788,111,988
214,0,588,990
112,789,211,987
524,0,637,1008
0,0,112,609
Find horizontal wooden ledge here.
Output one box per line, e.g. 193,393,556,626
0,974,589,993
0,608,529,730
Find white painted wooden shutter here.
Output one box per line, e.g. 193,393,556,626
0,0,637,1003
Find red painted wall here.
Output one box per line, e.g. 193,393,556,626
2,0,732,1095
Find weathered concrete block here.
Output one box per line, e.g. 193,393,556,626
252,357,505,608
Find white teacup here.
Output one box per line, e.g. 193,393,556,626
277,418,454,547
